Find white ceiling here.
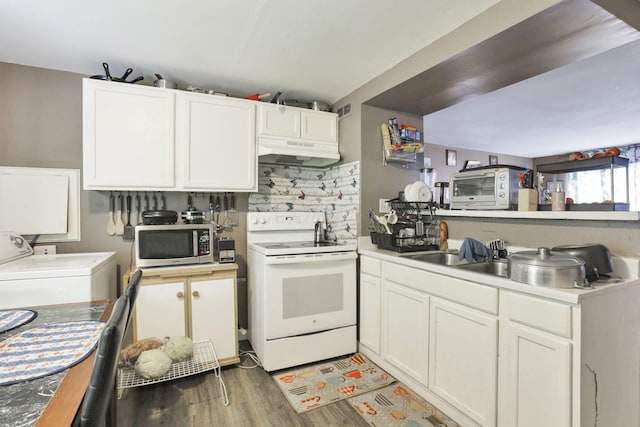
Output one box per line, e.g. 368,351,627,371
0,0,497,104
423,39,640,158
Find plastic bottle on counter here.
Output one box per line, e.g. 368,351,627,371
551,183,566,211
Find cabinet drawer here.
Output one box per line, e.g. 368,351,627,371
360,257,381,277
505,291,572,338
384,262,498,315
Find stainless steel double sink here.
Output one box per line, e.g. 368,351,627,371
400,251,508,278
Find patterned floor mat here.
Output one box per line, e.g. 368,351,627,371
273,353,396,413
348,383,460,427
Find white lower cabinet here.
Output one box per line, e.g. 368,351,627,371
126,265,240,366
501,322,572,427
190,277,237,363
382,280,429,384
429,297,498,426
136,280,188,339
359,272,381,354
359,253,640,427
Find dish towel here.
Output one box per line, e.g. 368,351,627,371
458,238,494,263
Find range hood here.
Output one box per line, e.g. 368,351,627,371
258,137,340,168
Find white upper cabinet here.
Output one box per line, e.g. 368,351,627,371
176,93,256,191
83,79,257,192
83,79,176,189
257,104,337,143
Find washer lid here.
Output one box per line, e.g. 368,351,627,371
0,252,116,280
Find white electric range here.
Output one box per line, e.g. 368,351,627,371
0,231,117,309
247,211,358,371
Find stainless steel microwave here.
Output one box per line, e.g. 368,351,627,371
135,224,214,268
450,166,527,210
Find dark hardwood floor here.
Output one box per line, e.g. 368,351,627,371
117,343,369,427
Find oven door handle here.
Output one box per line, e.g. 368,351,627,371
265,251,357,265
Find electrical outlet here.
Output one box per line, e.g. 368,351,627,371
379,198,390,213
34,245,56,255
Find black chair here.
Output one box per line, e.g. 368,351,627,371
124,269,142,323
78,294,130,427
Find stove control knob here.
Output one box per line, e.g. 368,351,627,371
252,218,259,224
259,218,267,224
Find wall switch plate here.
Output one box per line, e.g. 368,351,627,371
34,245,56,255
379,198,390,213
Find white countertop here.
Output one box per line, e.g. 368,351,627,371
429,209,640,221
357,237,640,304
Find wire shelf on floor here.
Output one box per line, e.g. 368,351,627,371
117,340,219,389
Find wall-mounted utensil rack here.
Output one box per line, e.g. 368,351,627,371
380,120,424,166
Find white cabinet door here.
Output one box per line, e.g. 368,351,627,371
258,104,338,143
177,93,256,191
381,280,429,384
190,277,238,362
359,272,381,354
501,322,572,427
257,104,300,138
429,297,498,427
83,79,176,189
135,281,187,340
301,110,337,143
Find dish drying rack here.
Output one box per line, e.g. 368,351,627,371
370,200,440,253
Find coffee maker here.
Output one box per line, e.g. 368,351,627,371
216,238,235,264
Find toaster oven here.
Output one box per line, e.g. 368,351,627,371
450,166,527,210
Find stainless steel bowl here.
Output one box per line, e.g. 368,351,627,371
508,247,590,288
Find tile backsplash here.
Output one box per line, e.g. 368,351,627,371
248,161,360,243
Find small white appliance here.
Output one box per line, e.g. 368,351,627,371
0,231,117,309
247,212,358,371
450,165,527,210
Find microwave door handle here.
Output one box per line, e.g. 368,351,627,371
193,230,198,256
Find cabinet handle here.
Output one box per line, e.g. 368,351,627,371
177,291,184,298
192,290,200,297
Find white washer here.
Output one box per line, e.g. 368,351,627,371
0,231,117,309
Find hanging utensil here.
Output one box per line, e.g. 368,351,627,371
136,192,142,225
223,193,229,226
161,192,167,210
115,192,125,235
123,193,134,240
152,193,158,210
106,192,116,236
215,193,221,225
209,193,215,224
143,192,149,213
228,192,238,226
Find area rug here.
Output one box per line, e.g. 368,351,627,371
349,383,460,427
273,353,396,413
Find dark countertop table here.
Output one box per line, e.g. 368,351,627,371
0,300,114,427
